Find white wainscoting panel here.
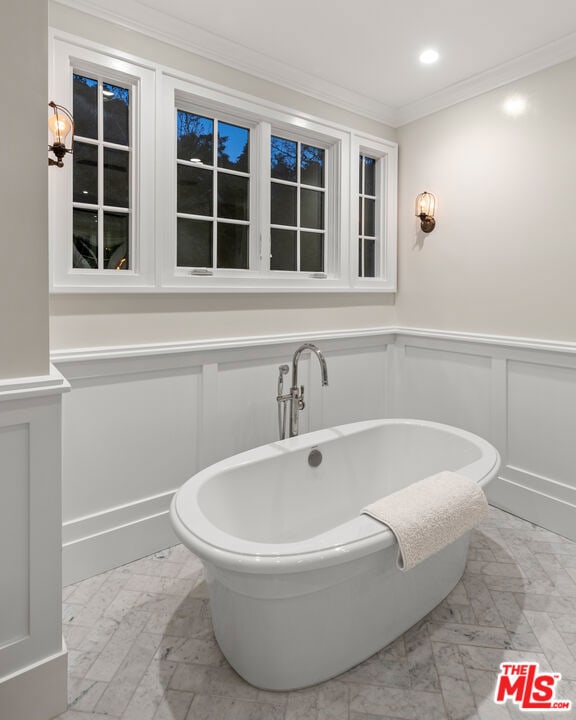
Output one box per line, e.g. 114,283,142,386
54,328,576,579
0,368,69,720
61,361,201,584
0,424,29,649
55,332,391,582
214,355,291,462
493,356,576,542
393,340,493,441
508,360,576,487
394,331,576,543
311,345,388,430
62,369,200,517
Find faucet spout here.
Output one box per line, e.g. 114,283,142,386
276,343,330,440
285,343,329,438
291,342,329,389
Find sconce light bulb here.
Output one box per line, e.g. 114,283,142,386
48,102,75,168
48,110,72,144
415,191,437,233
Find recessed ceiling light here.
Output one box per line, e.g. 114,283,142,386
189,158,202,163
503,94,527,117
419,49,439,65
102,89,114,98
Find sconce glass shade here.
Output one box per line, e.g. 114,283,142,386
415,191,437,233
48,101,74,167
48,112,72,144
48,104,73,144
415,191,436,219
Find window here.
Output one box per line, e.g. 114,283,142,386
72,74,132,271
352,137,398,289
50,37,155,290
167,87,341,288
176,111,251,271
358,154,377,278
50,33,397,292
270,136,326,273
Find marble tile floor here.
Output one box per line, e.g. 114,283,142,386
56,506,576,720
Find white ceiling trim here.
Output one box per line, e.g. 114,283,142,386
397,29,576,126
52,0,398,126
53,0,576,128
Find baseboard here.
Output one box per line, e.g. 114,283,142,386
0,646,67,720
63,508,178,585
488,474,576,543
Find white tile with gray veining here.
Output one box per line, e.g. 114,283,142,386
54,506,576,719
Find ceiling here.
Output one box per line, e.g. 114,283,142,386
58,0,576,126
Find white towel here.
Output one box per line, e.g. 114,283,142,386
361,471,488,571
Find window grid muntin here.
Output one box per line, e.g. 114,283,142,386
176,110,252,270
72,73,132,272
270,136,327,273
359,153,377,278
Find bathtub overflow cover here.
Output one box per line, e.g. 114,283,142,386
308,448,323,468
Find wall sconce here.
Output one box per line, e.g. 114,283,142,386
48,101,74,167
415,191,437,233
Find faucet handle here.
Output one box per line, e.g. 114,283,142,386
299,385,305,410
277,364,290,396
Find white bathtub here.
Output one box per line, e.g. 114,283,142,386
170,418,500,690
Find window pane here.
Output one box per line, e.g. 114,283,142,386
218,122,249,172
177,111,213,165
301,189,324,230
217,223,248,269
177,218,213,267
270,229,297,271
364,198,376,237
271,183,297,226
103,83,130,146
73,74,98,140
73,142,98,204
358,237,363,277
104,148,129,208
301,145,324,187
301,232,324,272
218,173,249,220
73,209,98,268
364,156,376,196
359,154,363,193
177,165,213,216
104,212,129,270
364,239,375,277
359,196,363,235
271,136,297,182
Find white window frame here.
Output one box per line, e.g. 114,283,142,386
49,31,397,293
172,98,260,277
49,34,155,291
351,135,398,291
268,129,329,275
158,72,349,292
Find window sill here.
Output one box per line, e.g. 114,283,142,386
50,277,396,294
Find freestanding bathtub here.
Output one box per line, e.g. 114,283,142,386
170,418,500,690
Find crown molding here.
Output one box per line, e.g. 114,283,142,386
51,0,576,128
51,0,398,127
396,30,576,126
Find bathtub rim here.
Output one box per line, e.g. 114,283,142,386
170,418,501,574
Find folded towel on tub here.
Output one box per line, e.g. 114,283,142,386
361,471,488,571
